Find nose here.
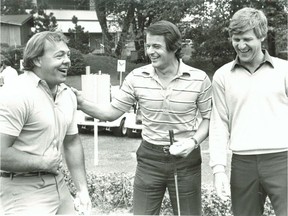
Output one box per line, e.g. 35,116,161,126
146,46,155,55
238,40,246,50
63,55,71,65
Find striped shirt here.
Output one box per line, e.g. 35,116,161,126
111,60,212,145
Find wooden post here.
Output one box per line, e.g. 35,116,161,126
117,60,126,86
93,119,98,166
85,66,90,75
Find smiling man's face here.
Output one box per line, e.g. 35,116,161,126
231,29,263,67
145,33,176,71
36,40,71,89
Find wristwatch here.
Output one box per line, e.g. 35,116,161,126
191,137,199,149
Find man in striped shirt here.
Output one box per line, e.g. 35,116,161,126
73,20,212,215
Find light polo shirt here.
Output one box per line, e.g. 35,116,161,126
0,71,78,155
112,60,212,145
1,66,18,87
209,50,288,169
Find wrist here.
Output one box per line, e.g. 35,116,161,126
191,137,199,149
212,165,226,175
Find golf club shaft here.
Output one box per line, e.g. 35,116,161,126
169,130,181,216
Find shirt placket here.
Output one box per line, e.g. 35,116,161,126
39,81,61,152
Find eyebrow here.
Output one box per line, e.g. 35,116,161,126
54,50,70,55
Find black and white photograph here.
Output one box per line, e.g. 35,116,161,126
1,0,287,215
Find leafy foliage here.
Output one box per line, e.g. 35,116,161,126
94,0,198,59
0,0,32,15
67,16,90,54
68,48,86,76
62,170,276,216
29,8,58,34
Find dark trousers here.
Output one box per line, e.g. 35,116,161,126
133,140,202,215
231,151,288,216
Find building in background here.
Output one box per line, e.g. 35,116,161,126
1,0,121,53
43,9,120,52
0,14,33,46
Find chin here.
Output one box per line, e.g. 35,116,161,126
151,61,160,67
58,77,66,83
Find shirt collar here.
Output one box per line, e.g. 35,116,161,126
140,59,192,79
23,70,67,91
231,50,274,71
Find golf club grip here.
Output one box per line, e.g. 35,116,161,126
169,130,174,145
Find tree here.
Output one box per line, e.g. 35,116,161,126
187,0,235,69
67,16,90,54
1,0,32,15
94,0,199,60
30,7,58,33
94,0,115,55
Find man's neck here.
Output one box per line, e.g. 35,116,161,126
155,59,179,78
155,59,179,88
241,52,265,73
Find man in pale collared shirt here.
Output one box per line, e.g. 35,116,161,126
209,7,288,216
0,59,18,87
0,31,91,215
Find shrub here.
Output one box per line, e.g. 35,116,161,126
68,47,86,76
183,56,217,80
62,170,275,216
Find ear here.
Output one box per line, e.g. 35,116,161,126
33,57,41,67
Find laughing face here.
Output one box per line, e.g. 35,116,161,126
231,29,264,68
145,33,176,70
36,40,71,89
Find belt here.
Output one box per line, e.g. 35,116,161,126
142,140,170,154
0,171,52,178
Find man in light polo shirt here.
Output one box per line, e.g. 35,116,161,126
72,20,212,215
209,7,288,216
0,59,18,87
0,31,91,214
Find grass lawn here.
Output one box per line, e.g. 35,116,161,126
80,131,231,186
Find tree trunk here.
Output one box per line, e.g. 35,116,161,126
94,0,113,54
133,8,148,63
114,2,135,58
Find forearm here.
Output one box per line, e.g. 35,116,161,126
64,136,88,193
1,147,47,172
79,99,123,121
193,118,210,144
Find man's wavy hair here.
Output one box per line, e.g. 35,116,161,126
229,7,268,39
145,20,182,60
22,31,68,71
